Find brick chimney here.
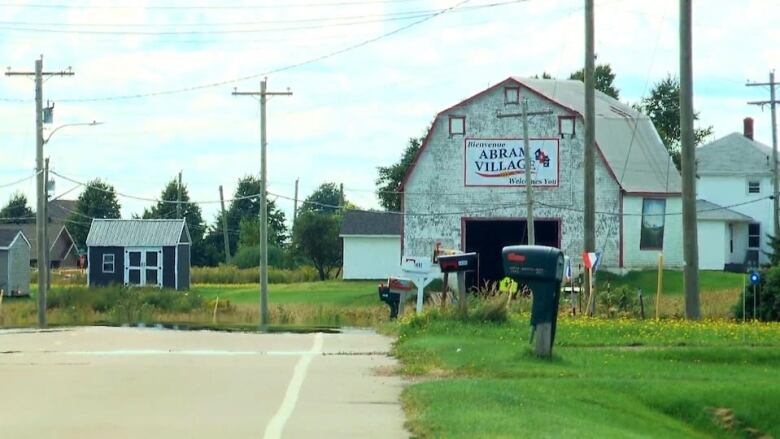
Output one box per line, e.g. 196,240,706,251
744,117,754,140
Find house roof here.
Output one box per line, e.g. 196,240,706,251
0,224,71,259
402,77,681,194
697,132,775,175
47,199,78,224
696,199,755,222
340,210,401,236
0,230,30,249
86,219,190,247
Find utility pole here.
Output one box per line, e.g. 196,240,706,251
293,178,299,222
44,157,51,290
680,0,700,319
584,0,596,312
747,70,779,237
522,98,535,245
176,171,183,219
233,78,292,329
339,183,344,209
292,178,299,242
5,56,73,329
219,185,231,265
497,100,552,245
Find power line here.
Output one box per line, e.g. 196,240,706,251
0,1,522,29
44,0,475,102
0,0,426,10
0,172,38,189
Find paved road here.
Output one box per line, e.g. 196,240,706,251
0,327,407,438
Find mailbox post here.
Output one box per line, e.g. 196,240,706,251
502,245,564,357
437,252,478,313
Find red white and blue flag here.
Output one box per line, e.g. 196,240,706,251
582,251,602,271
564,257,573,281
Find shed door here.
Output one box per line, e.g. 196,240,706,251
124,247,163,287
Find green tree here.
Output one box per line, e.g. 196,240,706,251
569,63,620,99
141,177,211,266
636,75,714,170
204,175,287,265
68,179,121,248
375,137,424,211
300,182,344,214
0,192,34,224
532,72,554,79
293,211,342,280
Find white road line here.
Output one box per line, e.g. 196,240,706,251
264,332,324,439
58,350,318,356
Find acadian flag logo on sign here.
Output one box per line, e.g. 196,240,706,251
582,251,602,271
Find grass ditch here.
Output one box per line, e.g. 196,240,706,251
394,309,780,438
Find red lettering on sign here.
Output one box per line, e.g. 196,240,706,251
507,253,526,263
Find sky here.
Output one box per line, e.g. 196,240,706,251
0,0,778,232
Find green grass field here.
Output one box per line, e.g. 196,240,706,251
395,314,780,438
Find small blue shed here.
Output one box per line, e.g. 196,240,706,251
86,219,191,290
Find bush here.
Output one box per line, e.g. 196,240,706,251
190,265,319,284
233,245,287,269
48,286,204,315
598,285,638,317
733,266,780,321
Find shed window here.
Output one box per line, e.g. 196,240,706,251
449,116,465,136
747,179,761,194
640,198,666,250
504,87,520,104
102,254,115,273
748,223,761,249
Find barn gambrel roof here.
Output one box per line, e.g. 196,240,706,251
86,219,190,247
401,77,681,195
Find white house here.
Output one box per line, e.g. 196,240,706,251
696,118,775,269
340,210,401,280
401,77,683,286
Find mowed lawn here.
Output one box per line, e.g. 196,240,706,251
396,315,780,438
192,281,380,306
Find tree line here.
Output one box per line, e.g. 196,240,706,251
0,177,348,280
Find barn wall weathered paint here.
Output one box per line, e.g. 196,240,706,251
621,195,683,268
88,246,124,286
403,85,622,268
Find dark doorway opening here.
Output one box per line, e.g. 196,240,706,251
464,219,559,289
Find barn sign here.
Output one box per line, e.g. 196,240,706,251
464,138,559,187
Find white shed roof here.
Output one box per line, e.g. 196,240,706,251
513,78,681,194
86,219,190,247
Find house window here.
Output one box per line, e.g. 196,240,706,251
558,115,576,138
449,116,465,136
102,254,115,273
504,87,520,104
748,223,761,249
640,198,666,250
747,179,761,194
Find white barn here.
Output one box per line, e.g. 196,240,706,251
400,77,683,285
340,211,401,280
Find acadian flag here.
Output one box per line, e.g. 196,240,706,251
582,251,601,270
564,257,573,281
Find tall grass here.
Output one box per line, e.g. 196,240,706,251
191,265,320,284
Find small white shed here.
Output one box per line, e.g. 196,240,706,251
340,211,401,280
